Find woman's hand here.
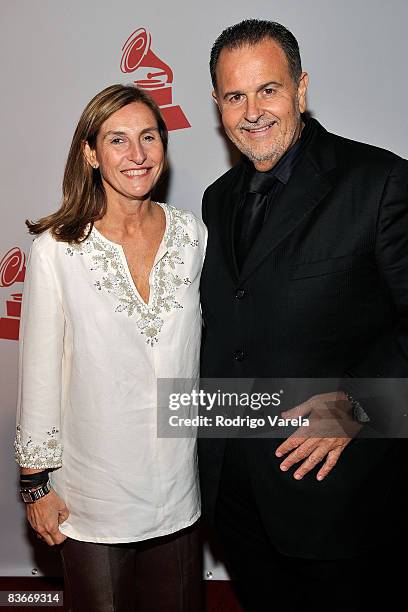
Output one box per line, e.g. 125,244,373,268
26,489,69,546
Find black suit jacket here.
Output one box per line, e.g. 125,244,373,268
199,119,408,558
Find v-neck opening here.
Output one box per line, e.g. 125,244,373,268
91,202,169,308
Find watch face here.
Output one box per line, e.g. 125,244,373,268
21,490,34,503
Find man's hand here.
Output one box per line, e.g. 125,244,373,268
26,489,69,546
275,391,362,481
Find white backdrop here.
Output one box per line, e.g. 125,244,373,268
1,0,407,577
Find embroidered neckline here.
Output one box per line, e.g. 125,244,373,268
66,204,198,345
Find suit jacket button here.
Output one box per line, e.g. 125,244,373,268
235,289,246,299
233,349,244,362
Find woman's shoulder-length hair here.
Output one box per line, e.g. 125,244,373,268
26,84,168,244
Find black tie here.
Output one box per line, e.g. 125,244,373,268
234,170,277,271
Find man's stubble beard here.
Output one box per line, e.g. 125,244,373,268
238,135,290,165
230,106,301,167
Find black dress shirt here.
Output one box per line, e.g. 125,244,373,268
234,118,316,269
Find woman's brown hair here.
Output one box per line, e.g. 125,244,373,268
26,84,169,243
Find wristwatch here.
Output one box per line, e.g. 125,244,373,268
20,481,51,504
345,392,370,424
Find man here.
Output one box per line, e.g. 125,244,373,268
199,19,408,611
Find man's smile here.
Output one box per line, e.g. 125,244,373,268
240,122,277,137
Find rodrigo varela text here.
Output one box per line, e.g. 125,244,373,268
168,414,310,428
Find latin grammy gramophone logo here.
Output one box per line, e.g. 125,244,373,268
0,247,26,341
120,27,190,131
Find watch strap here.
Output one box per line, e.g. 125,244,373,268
20,481,51,504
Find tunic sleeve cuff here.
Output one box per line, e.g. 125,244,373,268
14,425,63,469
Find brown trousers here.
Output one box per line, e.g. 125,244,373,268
61,522,203,612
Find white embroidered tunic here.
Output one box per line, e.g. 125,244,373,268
15,203,207,543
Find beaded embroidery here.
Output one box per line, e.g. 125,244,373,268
14,425,63,469
66,205,197,345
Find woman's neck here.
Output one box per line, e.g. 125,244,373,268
95,194,157,239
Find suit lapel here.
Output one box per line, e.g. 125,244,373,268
239,122,337,284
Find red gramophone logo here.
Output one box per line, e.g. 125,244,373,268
0,247,26,341
120,27,190,131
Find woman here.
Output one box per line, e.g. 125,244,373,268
15,84,206,611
